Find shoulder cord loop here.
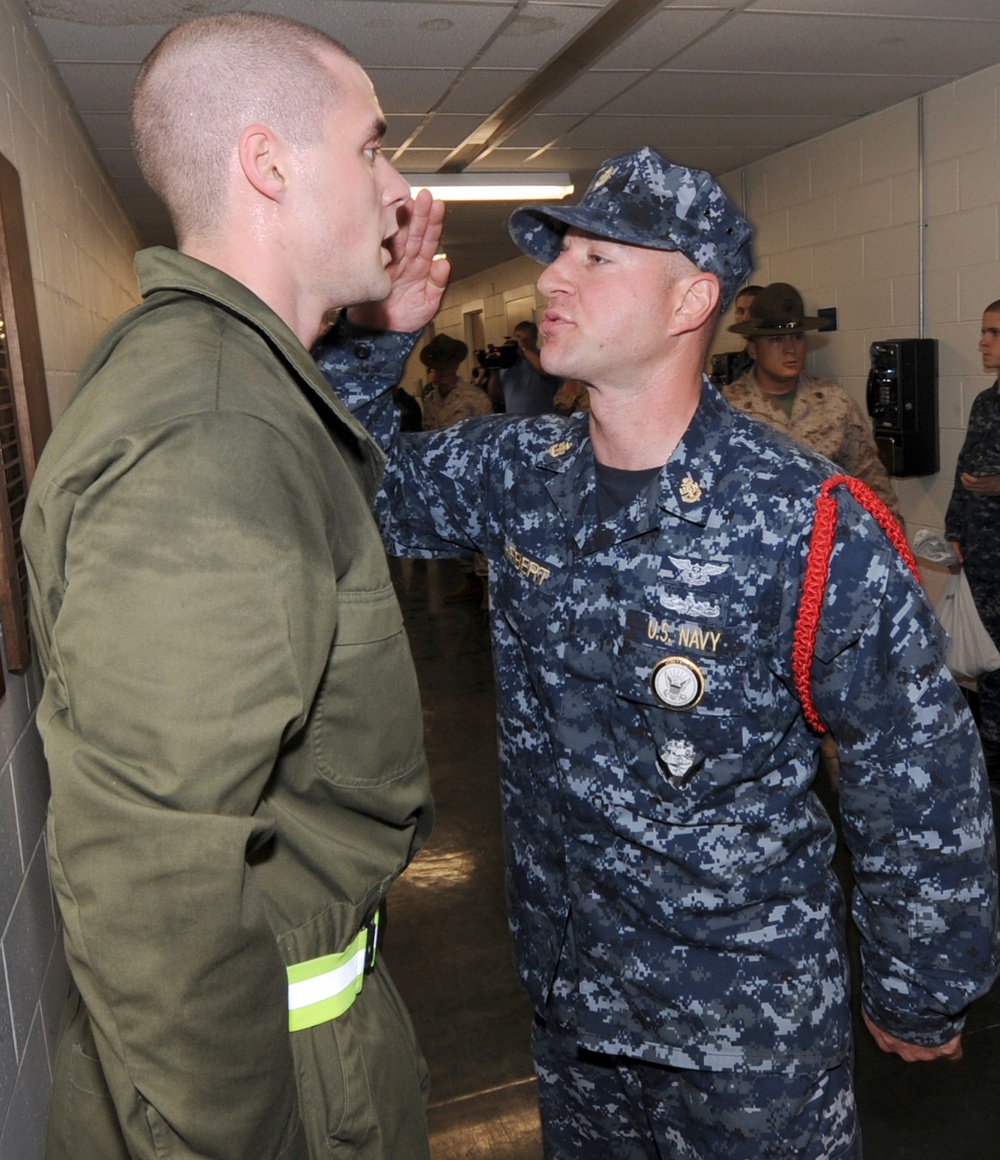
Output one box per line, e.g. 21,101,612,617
792,474,920,734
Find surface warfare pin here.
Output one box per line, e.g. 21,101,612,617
651,656,705,711
658,737,699,786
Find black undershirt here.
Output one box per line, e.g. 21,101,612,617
595,460,662,522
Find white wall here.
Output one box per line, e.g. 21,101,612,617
0,0,141,1155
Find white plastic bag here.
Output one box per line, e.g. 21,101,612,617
936,570,1000,679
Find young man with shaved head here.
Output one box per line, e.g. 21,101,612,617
23,12,448,1159
317,148,998,1159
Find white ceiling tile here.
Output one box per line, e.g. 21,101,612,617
594,8,731,70
554,112,845,152
292,0,514,68
669,12,1000,77
475,1,602,69
392,146,457,170
537,69,644,116
30,18,173,62
602,70,947,119
366,68,461,113
436,69,536,114
383,114,425,149
96,147,143,178
55,62,138,112
79,110,131,149
749,0,1000,15
408,113,490,148
501,115,584,149
468,148,548,168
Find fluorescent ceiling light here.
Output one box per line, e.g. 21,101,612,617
405,173,574,202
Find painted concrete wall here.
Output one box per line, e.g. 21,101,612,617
0,0,141,1154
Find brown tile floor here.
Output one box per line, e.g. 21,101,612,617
384,557,541,1159
386,557,1000,1160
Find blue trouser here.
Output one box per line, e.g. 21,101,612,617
532,1017,861,1160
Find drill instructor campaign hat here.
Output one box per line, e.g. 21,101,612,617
508,147,753,310
419,333,469,368
728,282,823,337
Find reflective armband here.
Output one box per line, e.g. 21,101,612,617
287,909,380,1031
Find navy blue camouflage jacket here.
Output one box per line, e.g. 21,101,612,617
316,321,999,1075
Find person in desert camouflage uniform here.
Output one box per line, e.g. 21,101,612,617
315,148,998,1160
418,332,492,431
723,282,901,522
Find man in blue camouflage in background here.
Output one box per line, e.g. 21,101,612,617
315,148,999,1160
946,298,1000,793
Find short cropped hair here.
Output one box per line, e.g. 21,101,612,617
514,321,538,341
984,299,1000,315
736,284,763,301
132,12,355,242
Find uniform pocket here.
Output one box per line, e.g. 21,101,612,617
289,964,430,1157
613,605,748,794
50,1042,129,1160
491,537,565,651
312,585,424,788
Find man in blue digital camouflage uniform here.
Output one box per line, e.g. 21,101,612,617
316,148,999,1160
946,298,1000,792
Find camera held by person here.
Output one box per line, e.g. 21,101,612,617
475,339,519,370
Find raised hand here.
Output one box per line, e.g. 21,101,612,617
349,189,451,333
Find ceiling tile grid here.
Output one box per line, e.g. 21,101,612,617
24,0,1000,281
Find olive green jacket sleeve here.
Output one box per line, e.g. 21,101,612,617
25,249,433,1158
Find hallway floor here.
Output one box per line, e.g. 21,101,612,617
384,558,1000,1160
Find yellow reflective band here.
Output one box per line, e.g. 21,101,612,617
286,911,379,1032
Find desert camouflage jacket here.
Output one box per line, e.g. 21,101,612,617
723,371,900,519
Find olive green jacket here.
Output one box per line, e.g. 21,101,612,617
24,248,433,1158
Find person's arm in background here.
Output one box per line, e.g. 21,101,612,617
837,394,903,525
487,367,505,409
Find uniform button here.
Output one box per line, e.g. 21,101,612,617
354,342,372,359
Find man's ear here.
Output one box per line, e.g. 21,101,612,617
238,124,289,203
672,272,722,336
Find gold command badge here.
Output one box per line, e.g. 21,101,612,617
548,441,572,458
651,656,705,711
679,475,703,504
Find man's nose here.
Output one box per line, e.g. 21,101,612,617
538,255,568,295
380,157,412,206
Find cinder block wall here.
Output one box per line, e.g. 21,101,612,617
0,0,140,1155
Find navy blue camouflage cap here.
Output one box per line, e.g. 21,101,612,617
508,147,753,310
